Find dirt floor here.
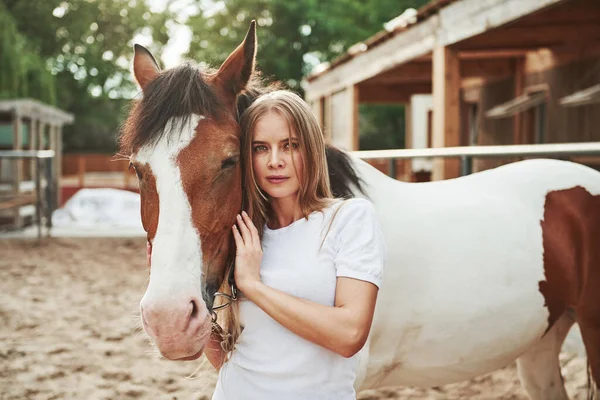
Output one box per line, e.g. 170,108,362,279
0,238,591,399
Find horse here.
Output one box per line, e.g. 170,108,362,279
120,21,600,399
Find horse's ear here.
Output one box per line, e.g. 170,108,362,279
214,21,256,95
133,44,161,90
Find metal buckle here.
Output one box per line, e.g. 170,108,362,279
211,283,237,321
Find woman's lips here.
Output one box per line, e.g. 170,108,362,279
267,177,289,184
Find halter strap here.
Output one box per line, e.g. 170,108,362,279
210,260,238,322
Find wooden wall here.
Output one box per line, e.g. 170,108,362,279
470,53,600,172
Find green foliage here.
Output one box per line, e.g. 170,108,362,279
0,4,56,104
1,0,173,152
359,104,405,150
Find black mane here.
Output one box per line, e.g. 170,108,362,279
325,145,364,198
122,63,224,152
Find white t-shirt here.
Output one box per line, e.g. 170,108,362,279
213,198,386,400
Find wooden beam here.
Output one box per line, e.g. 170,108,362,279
324,95,332,141
352,86,359,151
432,46,461,181
13,114,23,227
330,88,357,150
309,99,322,131
358,83,432,104
404,103,413,181
461,59,514,79
514,0,600,25
55,125,63,207
459,23,600,50
363,62,432,85
438,0,564,46
30,119,38,186
305,18,438,100
458,49,529,59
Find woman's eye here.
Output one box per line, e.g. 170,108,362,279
253,145,267,152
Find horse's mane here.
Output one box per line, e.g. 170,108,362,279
120,63,226,154
120,63,364,198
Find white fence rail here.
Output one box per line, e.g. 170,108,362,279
351,142,600,178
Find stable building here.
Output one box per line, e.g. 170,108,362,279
304,0,600,181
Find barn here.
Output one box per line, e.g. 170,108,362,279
303,0,600,181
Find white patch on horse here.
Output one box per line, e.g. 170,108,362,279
348,158,600,390
136,114,205,305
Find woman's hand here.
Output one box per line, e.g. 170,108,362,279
232,211,263,294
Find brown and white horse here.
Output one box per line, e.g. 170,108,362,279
120,22,600,399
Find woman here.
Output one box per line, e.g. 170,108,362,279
207,90,386,400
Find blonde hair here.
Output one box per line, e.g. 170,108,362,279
216,90,335,357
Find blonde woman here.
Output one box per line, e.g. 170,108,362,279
207,90,386,400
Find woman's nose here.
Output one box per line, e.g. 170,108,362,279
268,150,284,168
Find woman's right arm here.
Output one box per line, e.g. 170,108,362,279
204,326,227,370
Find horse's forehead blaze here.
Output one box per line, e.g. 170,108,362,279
176,125,241,286
135,114,203,243
539,185,600,331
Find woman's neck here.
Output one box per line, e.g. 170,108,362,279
268,195,304,229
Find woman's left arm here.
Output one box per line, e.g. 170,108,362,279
232,211,379,358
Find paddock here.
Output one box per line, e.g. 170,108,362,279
0,237,591,399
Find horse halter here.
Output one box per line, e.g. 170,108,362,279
210,261,238,322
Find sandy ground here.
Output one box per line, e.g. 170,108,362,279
0,238,591,399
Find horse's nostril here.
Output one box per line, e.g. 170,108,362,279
190,299,199,320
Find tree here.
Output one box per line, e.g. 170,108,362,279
186,0,430,92
1,0,174,152
0,3,56,104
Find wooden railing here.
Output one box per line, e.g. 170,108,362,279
62,154,137,189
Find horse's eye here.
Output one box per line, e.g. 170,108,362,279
221,156,239,170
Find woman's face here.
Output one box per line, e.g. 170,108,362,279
251,112,304,201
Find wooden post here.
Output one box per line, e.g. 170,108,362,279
30,119,38,182
37,122,45,150
323,95,332,141
78,154,85,187
351,85,359,151
13,113,23,227
309,99,322,131
404,102,413,181
55,125,63,207
432,46,461,180
513,58,525,145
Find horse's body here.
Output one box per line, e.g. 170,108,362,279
123,22,600,399
349,157,600,396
